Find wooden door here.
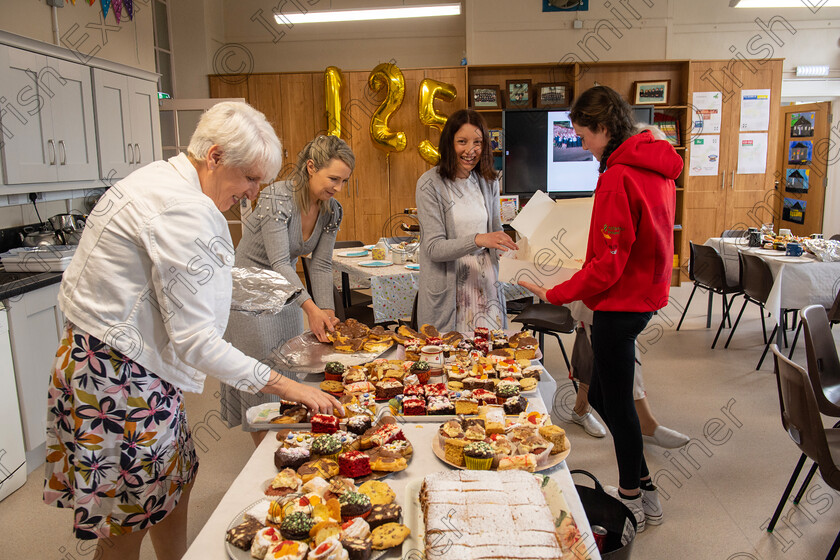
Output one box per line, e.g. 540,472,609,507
49,57,98,181
0,46,56,184
684,61,737,252
347,70,390,245
723,60,783,234
92,69,132,178
775,101,830,236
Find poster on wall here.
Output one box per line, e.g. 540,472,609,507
500,195,519,225
543,0,589,11
782,197,806,224
785,169,810,193
688,135,720,176
691,91,722,134
737,133,768,174
788,141,813,164
790,112,815,138
739,89,771,131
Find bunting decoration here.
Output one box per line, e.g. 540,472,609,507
113,0,122,23
100,0,110,18
124,0,133,20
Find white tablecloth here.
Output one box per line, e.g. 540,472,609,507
704,237,840,326
333,249,534,323
183,366,600,560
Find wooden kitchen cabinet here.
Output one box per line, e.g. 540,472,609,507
0,45,98,185
683,59,783,268
91,68,161,180
5,282,64,472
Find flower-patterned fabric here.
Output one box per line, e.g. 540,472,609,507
43,323,198,540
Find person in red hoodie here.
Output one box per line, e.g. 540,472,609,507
520,85,683,532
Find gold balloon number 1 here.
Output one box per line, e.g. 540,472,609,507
323,64,457,166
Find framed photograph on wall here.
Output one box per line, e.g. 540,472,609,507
633,80,670,105
505,79,532,109
535,83,571,108
469,85,502,109
499,195,520,225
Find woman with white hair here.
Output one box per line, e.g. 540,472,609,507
43,102,341,560
221,135,355,445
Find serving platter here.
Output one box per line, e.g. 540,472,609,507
275,332,391,375
430,432,570,472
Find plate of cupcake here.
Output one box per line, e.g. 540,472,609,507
430,408,571,472
226,475,410,560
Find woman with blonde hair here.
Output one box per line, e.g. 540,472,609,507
221,135,355,444
44,102,341,560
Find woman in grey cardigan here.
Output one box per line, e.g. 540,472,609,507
221,135,354,444
416,109,518,333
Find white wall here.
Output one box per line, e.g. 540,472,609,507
465,0,840,77
0,0,155,72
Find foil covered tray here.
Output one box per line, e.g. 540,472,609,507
272,331,394,375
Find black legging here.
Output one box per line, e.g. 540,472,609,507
588,310,654,491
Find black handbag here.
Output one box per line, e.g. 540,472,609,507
570,469,638,560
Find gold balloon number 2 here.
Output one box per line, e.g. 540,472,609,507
324,64,457,165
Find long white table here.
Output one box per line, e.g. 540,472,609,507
705,237,840,326
184,368,601,560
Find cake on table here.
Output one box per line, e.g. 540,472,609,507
420,470,562,559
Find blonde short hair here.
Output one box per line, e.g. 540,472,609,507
188,101,282,184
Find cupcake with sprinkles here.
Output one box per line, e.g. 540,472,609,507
311,434,343,461
339,491,373,521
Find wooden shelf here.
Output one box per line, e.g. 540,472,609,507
473,108,502,113
675,187,685,191
656,105,688,110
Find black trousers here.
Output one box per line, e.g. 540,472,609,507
589,310,654,490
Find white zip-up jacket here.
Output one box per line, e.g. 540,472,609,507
59,153,269,394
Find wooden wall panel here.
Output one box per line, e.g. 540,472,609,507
247,75,283,147
209,75,249,99
387,69,426,224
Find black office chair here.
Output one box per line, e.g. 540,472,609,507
677,242,741,335
511,302,574,373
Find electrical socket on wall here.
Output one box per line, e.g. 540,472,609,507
46,0,65,7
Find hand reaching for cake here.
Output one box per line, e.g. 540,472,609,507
264,371,344,415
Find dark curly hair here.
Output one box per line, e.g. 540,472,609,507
437,109,496,182
569,86,637,174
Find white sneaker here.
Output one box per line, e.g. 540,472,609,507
605,485,645,533
643,426,690,449
641,486,664,525
571,411,606,438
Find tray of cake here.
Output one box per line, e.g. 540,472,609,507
225,475,411,560
402,470,591,560
275,320,395,375
391,324,542,362
431,407,570,473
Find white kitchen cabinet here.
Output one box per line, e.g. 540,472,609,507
5,283,64,472
92,68,161,179
0,305,27,499
0,45,98,184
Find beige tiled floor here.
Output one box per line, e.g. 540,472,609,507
3,283,839,559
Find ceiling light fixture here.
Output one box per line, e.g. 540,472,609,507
730,0,840,7
796,65,830,77
275,3,462,24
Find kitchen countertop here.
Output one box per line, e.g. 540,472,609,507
0,270,63,300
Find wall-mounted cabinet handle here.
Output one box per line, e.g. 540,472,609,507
355,178,359,197
47,139,55,165
58,140,66,165
135,143,141,164
128,144,134,164
721,171,725,190
730,171,735,190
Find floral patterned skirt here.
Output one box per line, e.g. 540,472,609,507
43,322,198,540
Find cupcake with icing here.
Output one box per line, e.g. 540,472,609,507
463,441,494,470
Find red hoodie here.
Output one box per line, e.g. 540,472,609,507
546,130,682,312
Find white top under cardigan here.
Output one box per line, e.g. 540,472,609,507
58,153,269,395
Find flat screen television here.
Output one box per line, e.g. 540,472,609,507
502,106,655,197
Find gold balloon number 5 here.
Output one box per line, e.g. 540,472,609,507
417,78,457,165
368,63,407,153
